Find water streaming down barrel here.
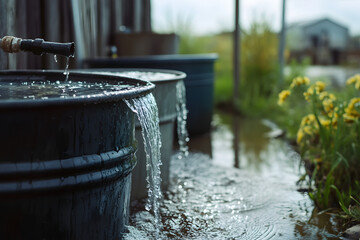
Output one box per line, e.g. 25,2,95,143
79,69,187,200
176,80,189,159
124,94,163,234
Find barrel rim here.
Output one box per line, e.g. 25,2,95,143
74,68,187,83
85,53,218,65
0,70,155,108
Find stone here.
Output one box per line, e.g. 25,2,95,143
344,224,360,239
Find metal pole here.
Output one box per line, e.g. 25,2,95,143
278,0,286,87
233,0,241,105
233,114,240,168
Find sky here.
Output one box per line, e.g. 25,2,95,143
151,0,360,36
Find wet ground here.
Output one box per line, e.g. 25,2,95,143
125,110,346,239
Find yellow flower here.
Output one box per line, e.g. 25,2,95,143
329,93,336,100
346,74,360,89
347,75,357,85
296,125,317,144
304,87,314,101
343,98,360,122
343,113,356,123
315,81,326,92
345,98,360,117
303,125,314,135
297,114,320,144
300,114,316,127
290,76,310,89
304,86,318,101
278,90,291,105
343,113,358,123
303,82,326,101
323,98,335,113
356,81,360,90
320,118,331,128
319,91,329,101
296,128,304,144
319,91,335,101
328,109,339,118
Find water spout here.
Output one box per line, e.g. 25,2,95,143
0,36,75,57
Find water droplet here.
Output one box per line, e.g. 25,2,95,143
63,56,70,82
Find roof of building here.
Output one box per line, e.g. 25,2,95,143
287,17,348,31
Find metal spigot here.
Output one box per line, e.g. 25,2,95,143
0,36,75,57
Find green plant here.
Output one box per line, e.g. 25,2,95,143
237,20,279,115
332,183,360,222
279,75,360,222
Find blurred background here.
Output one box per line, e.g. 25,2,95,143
1,0,360,126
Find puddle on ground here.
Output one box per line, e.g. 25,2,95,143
125,111,345,239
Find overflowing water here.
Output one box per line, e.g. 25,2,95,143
124,94,163,236
175,80,189,159
0,80,134,100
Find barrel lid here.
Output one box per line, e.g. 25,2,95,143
75,68,186,83
0,70,154,108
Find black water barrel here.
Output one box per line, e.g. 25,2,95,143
0,70,154,240
85,54,218,135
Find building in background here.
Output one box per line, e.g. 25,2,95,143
347,35,360,67
287,18,349,65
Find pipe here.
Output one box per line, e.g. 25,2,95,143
0,36,75,57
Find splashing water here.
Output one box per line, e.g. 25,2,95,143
124,94,163,235
0,80,134,100
176,80,189,159
63,57,70,81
